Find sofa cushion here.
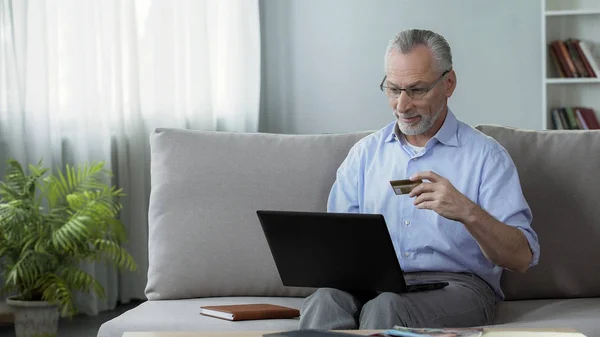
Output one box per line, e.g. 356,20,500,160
476,126,600,300
146,128,373,300
492,298,600,337
97,297,305,337
97,297,600,337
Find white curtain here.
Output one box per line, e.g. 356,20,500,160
0,0,260,315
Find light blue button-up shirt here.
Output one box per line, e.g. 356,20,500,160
327,110,540,300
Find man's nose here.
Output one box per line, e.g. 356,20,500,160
395,90,412,112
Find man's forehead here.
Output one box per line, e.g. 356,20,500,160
385,67,437,85
386,46,435,77
386,68,432,77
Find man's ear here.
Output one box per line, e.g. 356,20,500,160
445,69,457,98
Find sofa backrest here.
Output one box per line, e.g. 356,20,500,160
145,128,372,300
476,125,600,300
146,125,600,301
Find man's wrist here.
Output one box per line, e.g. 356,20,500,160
460,199,482,227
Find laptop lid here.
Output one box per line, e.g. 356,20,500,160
256,210,409,293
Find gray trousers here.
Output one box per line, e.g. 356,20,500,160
298,272,498,330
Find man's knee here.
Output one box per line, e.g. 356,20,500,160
305,288,345,303
359,292,411,329
363,292,407,312
302,288,356,311
300,288,362,330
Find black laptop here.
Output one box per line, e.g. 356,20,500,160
256,210,449,294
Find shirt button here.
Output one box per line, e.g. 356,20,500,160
404,220,410,226
404,252,410,257
412,158,417,161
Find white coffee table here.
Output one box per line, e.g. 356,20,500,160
123,331,377,337
123,328,581,337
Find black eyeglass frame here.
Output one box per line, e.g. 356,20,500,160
379,69,451,99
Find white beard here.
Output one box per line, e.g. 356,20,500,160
397,103,445,136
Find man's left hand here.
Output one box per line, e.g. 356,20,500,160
408,171,476,222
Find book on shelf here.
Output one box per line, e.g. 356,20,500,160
551,106,599,130
548,39,599,78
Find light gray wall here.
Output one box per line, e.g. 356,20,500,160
259,0,542,134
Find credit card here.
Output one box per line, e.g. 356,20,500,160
390,179,422,195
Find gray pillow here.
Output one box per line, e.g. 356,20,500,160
476,125,600,300
145,128,372,300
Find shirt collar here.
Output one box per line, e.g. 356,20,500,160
384,109,458,147
434,109,459,147
384,122,401,143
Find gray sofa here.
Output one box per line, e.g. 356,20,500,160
98,125,600,337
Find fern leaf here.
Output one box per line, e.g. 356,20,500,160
20,233,39,254
27,164,49,180
103,217,127,242
41,175,60,209
60,267,105,299
0,181,21,201
38,274,75,316
93,239,137,271
55,167,70,200
77,165,82,189
67,164,75,191
4,159,26,192
53,215,91,251
78,162,108,191
6,251,44,294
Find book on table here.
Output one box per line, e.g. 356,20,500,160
263,327,587,337
383,326,483,337
382,326,587,337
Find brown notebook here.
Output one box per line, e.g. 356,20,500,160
200,304,300,321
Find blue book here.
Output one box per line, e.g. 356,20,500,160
383,326,483,337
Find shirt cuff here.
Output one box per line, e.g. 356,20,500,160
516,226,540,268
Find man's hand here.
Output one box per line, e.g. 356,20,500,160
408,171,475,222
409,171,533,272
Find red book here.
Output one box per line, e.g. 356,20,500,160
549,45,566,77
566,39,589,77
557,40,579,77
577,108,600,130
551,41,574,77
572,39,596,77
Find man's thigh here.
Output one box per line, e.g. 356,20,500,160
360,272,497,329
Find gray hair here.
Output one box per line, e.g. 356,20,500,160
385,29,452,73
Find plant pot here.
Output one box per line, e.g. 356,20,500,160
6,297,59,337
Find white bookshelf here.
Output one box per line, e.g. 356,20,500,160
545,9,600,16
545,78,600,84
542,0,600,129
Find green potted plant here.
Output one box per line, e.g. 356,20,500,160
0,159,137,337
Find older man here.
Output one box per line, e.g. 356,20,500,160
298,29,540,330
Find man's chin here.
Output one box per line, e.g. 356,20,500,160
398,122,421,133
398,122,430,136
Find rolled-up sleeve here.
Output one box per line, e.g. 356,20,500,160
478,149,540,268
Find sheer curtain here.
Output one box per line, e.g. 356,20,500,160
0,0,260,314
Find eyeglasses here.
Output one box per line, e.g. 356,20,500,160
380,69,450,99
